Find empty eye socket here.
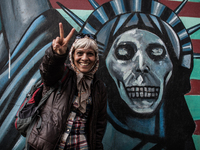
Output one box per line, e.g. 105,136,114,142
115,42,136,60
146,44,166,61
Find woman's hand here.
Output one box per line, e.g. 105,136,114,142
52,23,75,55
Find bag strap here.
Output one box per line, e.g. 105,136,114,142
25,86,56,150
25,67,70,150
37,86,55,108
30,68,70,130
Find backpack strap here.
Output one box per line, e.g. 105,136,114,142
25,67,70,150
25,85,56,150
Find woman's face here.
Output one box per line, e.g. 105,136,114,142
73,48,96,73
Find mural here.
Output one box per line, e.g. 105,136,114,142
0,0,200,149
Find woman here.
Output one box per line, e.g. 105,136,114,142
27,23,107,150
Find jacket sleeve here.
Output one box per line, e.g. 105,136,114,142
96,82,107,150
39,46,68,87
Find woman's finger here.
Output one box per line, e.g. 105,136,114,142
59,22,64,42
52,39,56,50
63,28,76,46
55,37,60,45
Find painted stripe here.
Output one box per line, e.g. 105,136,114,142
170,0,200,2
50,0,110,10
159,0,200,17
57,9,93,31
187,79,200,95
57,10,200,40
52,0,200,18
194,120,200,135
185,95,200,120
180,17,200,30
57,9,200,30
192,40,200,53
180,17,200,40
192,135,200,150
58,8,200,39
191,59,200,79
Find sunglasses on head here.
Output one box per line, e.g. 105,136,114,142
75,33,96,40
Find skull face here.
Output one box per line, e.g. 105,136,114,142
106,29,173,114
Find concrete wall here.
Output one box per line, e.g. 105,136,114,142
0,0,200,149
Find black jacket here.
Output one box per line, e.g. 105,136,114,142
28,46,107,150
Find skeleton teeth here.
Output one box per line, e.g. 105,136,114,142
126,86,160,98
148,93,151,97
140,87,143,91
140,92,143,97
136,92,139,97
156,88,159,92
145,92,148,97
132,93,135,97
144,87,147,91
129,93,132,97
127,88,132,91
136,87,139,91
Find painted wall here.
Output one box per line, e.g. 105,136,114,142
0,0,200,149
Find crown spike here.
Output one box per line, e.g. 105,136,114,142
56,2,84,27
187,23,200,35
174,0,188,14
88,0,100,9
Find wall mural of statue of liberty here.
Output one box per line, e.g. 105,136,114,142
0,0,200,149
67,0,200,149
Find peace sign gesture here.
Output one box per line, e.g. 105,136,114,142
52,22,76,55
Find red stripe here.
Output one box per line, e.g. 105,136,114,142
27,88,41,104
194,120,200,135
50,0,200,17
49,0,109,10
187,79,200,95
15,118,18,129
61,67,70,83
192,39,200,54
159,0,200,17
15,97,28,129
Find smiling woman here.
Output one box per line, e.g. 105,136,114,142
16,23,107,150
73,48,96,73
69,35,99,74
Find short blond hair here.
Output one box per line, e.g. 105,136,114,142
72,37,98,53
69,36,99,74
